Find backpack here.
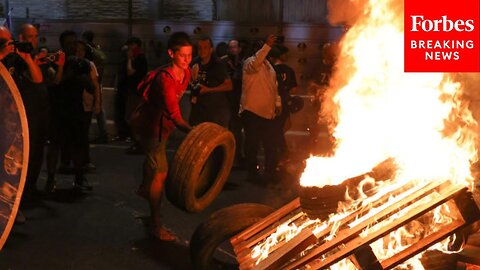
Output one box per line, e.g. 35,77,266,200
136,68,164,97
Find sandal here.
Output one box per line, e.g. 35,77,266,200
152,226,177,242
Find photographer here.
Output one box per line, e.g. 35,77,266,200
0,24,49,200
50,30,93,191
189,35,232,127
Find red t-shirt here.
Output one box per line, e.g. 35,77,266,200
131,64,191,140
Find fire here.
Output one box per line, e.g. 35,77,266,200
250,0,479,268
301,0,477,189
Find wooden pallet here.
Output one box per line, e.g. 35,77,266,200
231,180,480,270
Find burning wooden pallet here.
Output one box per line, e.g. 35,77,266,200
230,180,480,269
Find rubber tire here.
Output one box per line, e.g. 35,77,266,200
166,122,236,213
190,203,275,270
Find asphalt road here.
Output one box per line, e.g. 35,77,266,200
0,140,300,270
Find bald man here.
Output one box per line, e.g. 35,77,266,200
2,24,50,199
0,26,14,60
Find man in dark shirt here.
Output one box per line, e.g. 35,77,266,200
56,30,94,191
224,39,245,166
189,35,232,127
114,37,148,142
268,44,298,166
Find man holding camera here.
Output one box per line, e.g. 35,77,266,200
0,24,50,199
189,35,232,127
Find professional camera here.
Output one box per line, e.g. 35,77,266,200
0,39,33,53
12,40,33,53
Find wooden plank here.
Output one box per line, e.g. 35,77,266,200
236,211,307,266
382,221,465,269
234,211,305,255
458,245,480,265
284,180,451,270
231,198,300,246
304,185,466,269
253,228,317,270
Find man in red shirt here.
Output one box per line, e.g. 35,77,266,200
130,32,192,241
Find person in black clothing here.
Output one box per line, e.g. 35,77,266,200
51,30,94,191
268,44,298,165
82,30,109,144
224,39,246,166
1,24,47,198
189,35,232,127
114,36,148,143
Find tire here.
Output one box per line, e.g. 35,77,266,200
166,122,236,213
190,203,275,270
299,185,345,220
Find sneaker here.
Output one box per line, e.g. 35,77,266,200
111,136,126,142
73,176,93,191
44,179,57,193
125,144,143,155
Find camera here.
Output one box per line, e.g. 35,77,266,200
0,39,33,53
190,81,201,96
12,40,33,53
39,52,60,63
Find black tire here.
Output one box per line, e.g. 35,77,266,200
166,122,236,212
299,185,345,220
190,203,275,270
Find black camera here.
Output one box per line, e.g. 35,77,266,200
40,52,60,63
0,39,32,53
13,40,33,54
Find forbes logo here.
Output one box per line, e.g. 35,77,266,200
410,15,475,32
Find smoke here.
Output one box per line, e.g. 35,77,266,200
326,0,368,26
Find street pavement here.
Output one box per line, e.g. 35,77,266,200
0,139,300,270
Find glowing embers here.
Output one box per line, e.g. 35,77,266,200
229,180,480,270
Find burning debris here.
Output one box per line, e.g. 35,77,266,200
230,0,480,269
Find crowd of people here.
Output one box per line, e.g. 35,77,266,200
1,24,312,240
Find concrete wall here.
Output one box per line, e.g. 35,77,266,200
5,0,328,22
20,19,343,90
5,0,213,20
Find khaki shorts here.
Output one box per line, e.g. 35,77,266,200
139,137,168,173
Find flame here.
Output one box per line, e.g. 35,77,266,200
300,0,477,189
250,0,479,268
